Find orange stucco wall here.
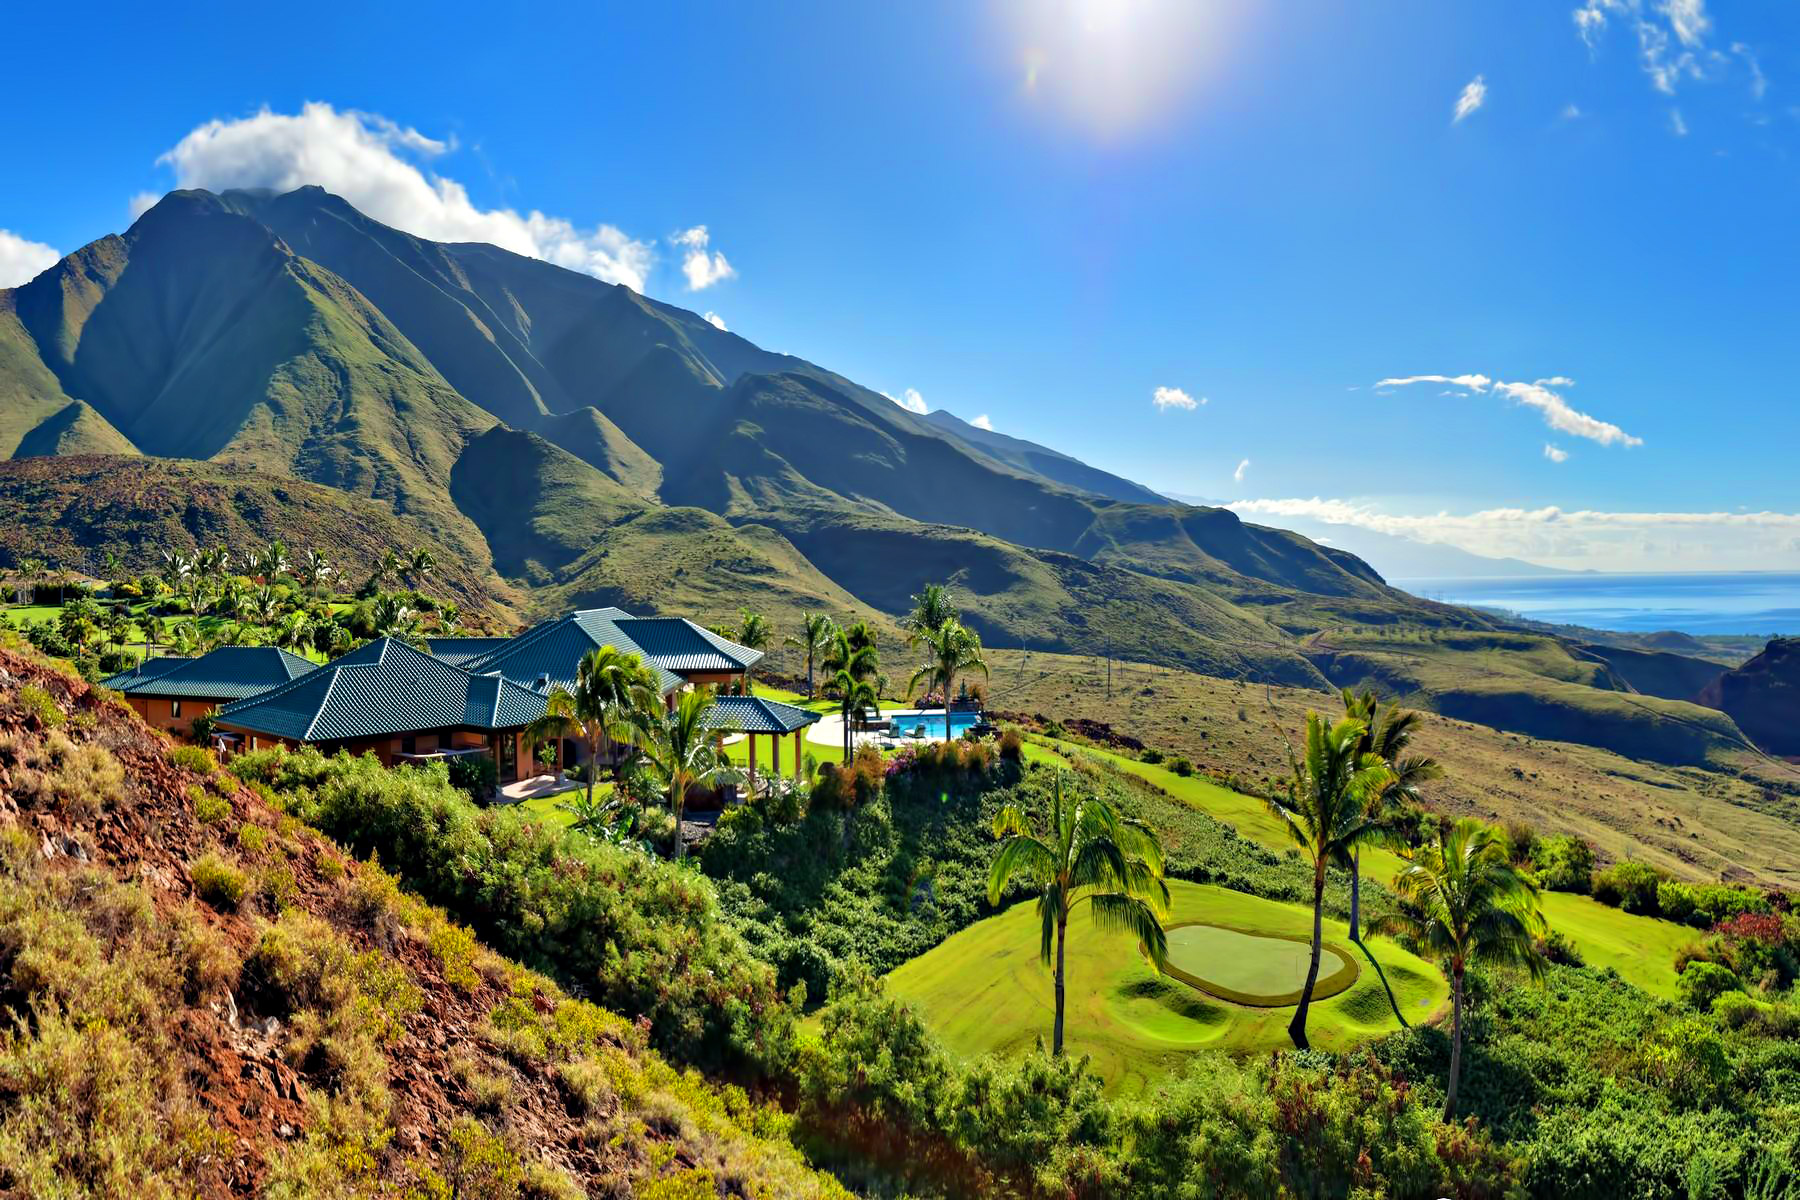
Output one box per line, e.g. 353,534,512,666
126,696,220,741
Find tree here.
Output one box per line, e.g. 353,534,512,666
297,548,333,596
101,605,134,655
256,540,290,582
829,667,879,764
904,583,957,649
369,594,418,640
907,619,988,743
824,621,879,678
170,619,202,657
405,547,435,588
734,608,770,694
137,612,162,656
1339,688,1442,942
377,549,404,590
274,611,315,656
1269,712,1394,1049
435,601,461,635
632,687,737,861
785,612,836,699
987,773,1169,1056
1382,818,1547,1119
527,646,659,813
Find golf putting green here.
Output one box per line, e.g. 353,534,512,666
1162,923,1359,1007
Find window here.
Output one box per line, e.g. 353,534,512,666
170,700,183,718
400,735,417,755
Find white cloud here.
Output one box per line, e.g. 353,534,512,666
1376,372,1642,447
971,414,995,431
1152,385,1202,412
1669,107,1689,135
1453,75,1488,123
128,191,161,220
1574,0,1715,95
1226,496,1800,571
154,102,657,291
1561,102,1584,119
702,311,728,331
1733,43,1767,100
884,387,929,415
1233,458,1250,484
1544,443,1570,463
671,225,736,291
0,229,60,288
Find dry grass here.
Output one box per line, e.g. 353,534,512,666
982,648,1800,887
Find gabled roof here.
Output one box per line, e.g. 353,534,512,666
701,695,821,735
102,646,317,700
101,656,187,691
215,637,547,743
425,637,516,667
461,608,762,695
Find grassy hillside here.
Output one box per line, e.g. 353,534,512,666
969,646,1800,887
0,455,516,619
0,637,846,1197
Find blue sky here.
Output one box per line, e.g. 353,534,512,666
2,1,1796,569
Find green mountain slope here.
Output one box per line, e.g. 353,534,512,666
922,407,1169,505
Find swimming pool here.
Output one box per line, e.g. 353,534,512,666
879,708,985,739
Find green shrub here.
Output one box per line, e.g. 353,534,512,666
1532,834,1595,893
997,728,1023,762
168,744,217,775
1593,860,1662,914
446,753,498,799
1139,747,1164,764
1676,960,1743,1011
15,683,65,729
191,786,231,825
1655,880,1767,930
189,852,248,909
1168,757,1194,777
237,823,268,855
1712,989,1762,1029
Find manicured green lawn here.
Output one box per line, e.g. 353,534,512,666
508,783,608,830
885,879,1446,1097
1047,738,1693,998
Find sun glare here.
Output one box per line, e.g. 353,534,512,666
1000,0,1247,140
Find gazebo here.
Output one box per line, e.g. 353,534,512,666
702,695,820,788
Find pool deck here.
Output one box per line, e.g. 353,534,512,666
808,708,983,749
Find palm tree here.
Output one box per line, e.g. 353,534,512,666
987,773,1170,1056
734,608,770,694
405,547,435,589
170,619,202,657
785,612,836,699
435,601,461,635
904,583,957,649
1340,688,1442,942
1383,818,1547,1119
377,549,404,590
297,548,333,597
256,540,290,582
527,646,660,811
829,667,879,764
1269,712,1394,1050
137,612,161,656
824,620,879,677
907,619,988,743
243,584,283,629
274,611,315,656
370,594,416,639
632,687,737,861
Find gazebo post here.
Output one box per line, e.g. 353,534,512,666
747,733,757,798
793,729,802,780
772,730,781,779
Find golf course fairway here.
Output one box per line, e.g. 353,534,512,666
884,880,1447,1096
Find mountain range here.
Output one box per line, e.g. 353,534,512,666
1,186,1788,768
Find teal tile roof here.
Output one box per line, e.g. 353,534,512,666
101,657,187,690
103,647,316,700
215,638,548,743
461,608,760,695
702,695,821,735
426,637,515,667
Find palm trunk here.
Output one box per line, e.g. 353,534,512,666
807,652,814,700
1289,863,1327,1050
1053,912,1068,1056
1444,966,1465,1120
944,670,954,743
586,732,601,808
1349,847,1362,943
672,780,687,861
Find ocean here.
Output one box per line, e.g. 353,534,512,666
1392,572,1800,636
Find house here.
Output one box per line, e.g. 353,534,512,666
456,608,764,698
211,637,549,783
101,646,317,740
446,608,764,772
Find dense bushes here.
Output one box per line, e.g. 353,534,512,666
1530,834,1594,893
230,747,794,1075
796,971,1516,1197
1592,860,1662,914
1588,858,1770,928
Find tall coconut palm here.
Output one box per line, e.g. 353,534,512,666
256,540,290,582
825,621,879,677
987,773,1170,1056
632,687,737,861
274,611,315,657
1270,712,1395,1050
14,556,44,605
170,619,202,657
829,667,879,764
297,548,333,596
904,583,957,649
1340,688,1442,942
405,547,435,589
529,645,661,812
907,619,988,743
734,608,770,694
1383,818,1547,1119
785,612,836,699
377,549,404,590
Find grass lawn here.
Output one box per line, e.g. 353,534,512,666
508,783,610,830
1048,739,1694,998
884,879,1446,1097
